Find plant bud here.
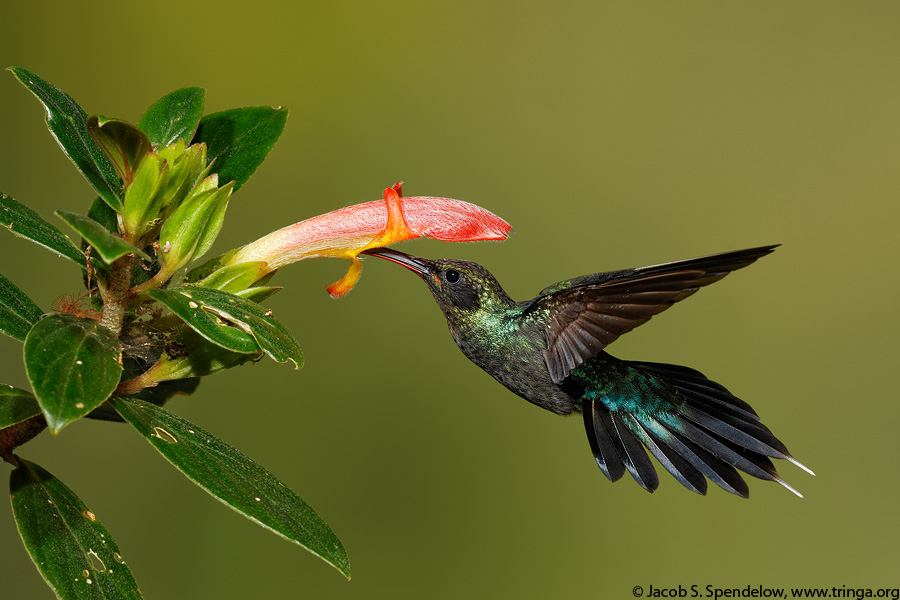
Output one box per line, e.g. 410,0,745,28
156,178,233,282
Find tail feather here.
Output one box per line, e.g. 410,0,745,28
685,403,790,456
664,426,750,497
611,413,659,493
657,414,780,483
640,415,750,497
722,439,780,477
674,382,761,423
636,361,761,422
628,415,707,495
580,359,808,497
583,398,659,492
582,398,626,482
722,441,804,497
678,404,790,460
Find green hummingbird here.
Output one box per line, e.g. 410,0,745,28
362,245,811,497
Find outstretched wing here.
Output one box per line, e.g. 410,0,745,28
532,245,777,383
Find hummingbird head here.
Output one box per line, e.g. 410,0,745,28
362,248,514,314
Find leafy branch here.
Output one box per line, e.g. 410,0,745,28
1,67,343,594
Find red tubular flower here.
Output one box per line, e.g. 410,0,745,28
226,183,512,297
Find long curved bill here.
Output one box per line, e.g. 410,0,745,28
361,248,430,279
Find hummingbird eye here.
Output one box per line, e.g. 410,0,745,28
444,269,460,283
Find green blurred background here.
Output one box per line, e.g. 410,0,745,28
2,1,898,598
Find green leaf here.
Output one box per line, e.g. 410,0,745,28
87,117,152,186
86,378,200,423
181,249,236,284
0,274,43,341
87,197,119,234
0,387,46,461
56,212,151,264
1,192,86,266
132,330,262,386
234,286,282,303
0,386,42,429
197,261,267,293
10,458,143,599
148,287,301,368
9,67,123,211
138,87,205,147
146,289,258,354
186,287,301,368
192,106,288,191
121,151,167,241
24,315,123,434
80,198,117,291
110,397,349,578
154,141,209,217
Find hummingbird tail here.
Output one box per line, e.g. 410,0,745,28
581,360,811,498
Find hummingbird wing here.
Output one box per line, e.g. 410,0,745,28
532,245,778,384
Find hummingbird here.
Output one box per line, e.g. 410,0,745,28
362,245,811,498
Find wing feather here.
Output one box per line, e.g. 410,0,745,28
539,246,777,383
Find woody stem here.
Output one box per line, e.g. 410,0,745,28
100,254,134,334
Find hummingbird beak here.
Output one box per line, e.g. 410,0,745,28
361,247,430,279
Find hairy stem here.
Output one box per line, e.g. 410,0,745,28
100,254,134,333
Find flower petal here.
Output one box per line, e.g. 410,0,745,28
325,257,362,298
326,185,416,298
225,183,512,295
361,185,417,249
396,196,511,241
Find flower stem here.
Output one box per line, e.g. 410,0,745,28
115,368,157,395
130,266,171,295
